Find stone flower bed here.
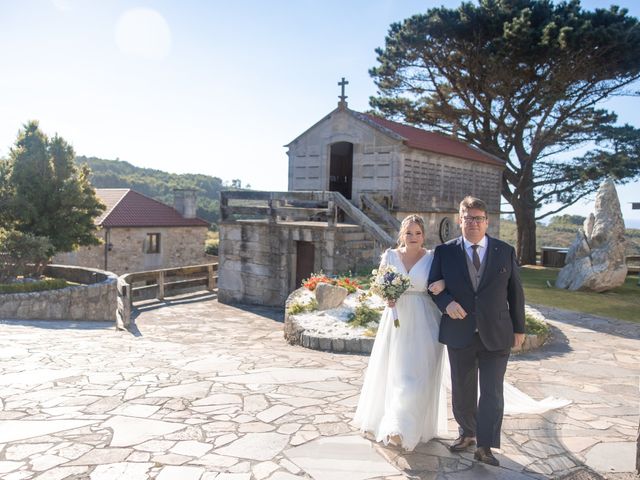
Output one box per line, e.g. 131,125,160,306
284,283,549,355
0,265,117,322
283,285,385,354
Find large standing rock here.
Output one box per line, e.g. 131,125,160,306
556,178,627,292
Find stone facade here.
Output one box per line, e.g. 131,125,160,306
54,226,208,275
286,106,502,245
0,265,117,322
217,221,383,307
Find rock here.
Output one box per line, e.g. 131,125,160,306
556,178,628,292
314,283,348,310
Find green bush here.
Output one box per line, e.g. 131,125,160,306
0,229,52,282
525,313,550,337
205,238,219,255
348,303,383,328
0,278,71,294
287,298,318,315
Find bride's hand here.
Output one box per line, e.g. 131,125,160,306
428,280,445,295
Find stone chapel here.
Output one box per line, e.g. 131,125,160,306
287,79,504,245
217,80,505,306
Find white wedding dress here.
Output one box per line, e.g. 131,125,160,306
353,249,447,451
353,249,570,452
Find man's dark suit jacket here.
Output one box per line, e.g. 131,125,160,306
429,235,525,351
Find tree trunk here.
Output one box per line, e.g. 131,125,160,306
513,203,538,265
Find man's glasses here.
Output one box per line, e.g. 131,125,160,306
462,216,487,224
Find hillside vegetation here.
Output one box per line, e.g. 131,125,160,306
76,156,224,226
499,218,640,256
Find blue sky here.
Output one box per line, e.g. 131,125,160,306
1,0,640,227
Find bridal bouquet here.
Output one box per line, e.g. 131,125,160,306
369,265,411,328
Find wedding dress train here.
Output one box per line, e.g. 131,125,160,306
353,249,570,452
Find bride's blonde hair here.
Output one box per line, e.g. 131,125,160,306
397,214,426,248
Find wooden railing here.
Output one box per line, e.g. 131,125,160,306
360,194,401,232
220,190,395,247
116,263,218,330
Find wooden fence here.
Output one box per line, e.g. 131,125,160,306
116,263,218,330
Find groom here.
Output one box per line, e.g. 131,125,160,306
428,196,525,466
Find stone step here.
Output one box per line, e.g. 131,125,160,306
338,231,369,241
341,240,376,251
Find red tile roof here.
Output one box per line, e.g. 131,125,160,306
360,113,504,166
95,189,209,228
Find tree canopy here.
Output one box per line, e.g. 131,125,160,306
369,0,640,263
3,121,105,255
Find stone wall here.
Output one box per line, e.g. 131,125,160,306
218,221,383,307
54,226,208,275
0,265,117,322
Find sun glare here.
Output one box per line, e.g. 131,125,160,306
115,8,171,60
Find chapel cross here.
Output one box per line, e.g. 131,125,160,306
338,77,349,103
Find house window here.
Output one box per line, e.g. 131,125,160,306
146,233,160,254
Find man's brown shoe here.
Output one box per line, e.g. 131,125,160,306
449,436,476,452
474,447,499,466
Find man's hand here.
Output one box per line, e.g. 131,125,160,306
513,333,525,348
445,301,467,319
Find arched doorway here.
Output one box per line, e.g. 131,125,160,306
329,142,353,199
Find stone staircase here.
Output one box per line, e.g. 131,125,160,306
333,225,384,274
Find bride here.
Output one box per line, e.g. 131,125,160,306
352,214,568,452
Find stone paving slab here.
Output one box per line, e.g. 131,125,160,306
0,297,638,479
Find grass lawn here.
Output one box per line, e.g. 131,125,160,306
520,266,640,324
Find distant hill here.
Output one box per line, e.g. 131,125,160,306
499,219,640,256
76,156,223,226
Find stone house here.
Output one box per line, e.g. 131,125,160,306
218,96,506,307
287,100,505,245
54,189,209,275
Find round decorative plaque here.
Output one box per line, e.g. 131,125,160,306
439,217,453,243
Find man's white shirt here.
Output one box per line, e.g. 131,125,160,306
463,235,488,265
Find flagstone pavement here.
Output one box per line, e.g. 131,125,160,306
0,293,638,480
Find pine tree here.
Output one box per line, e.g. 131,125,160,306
370,1,640,263
8,121,105,255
